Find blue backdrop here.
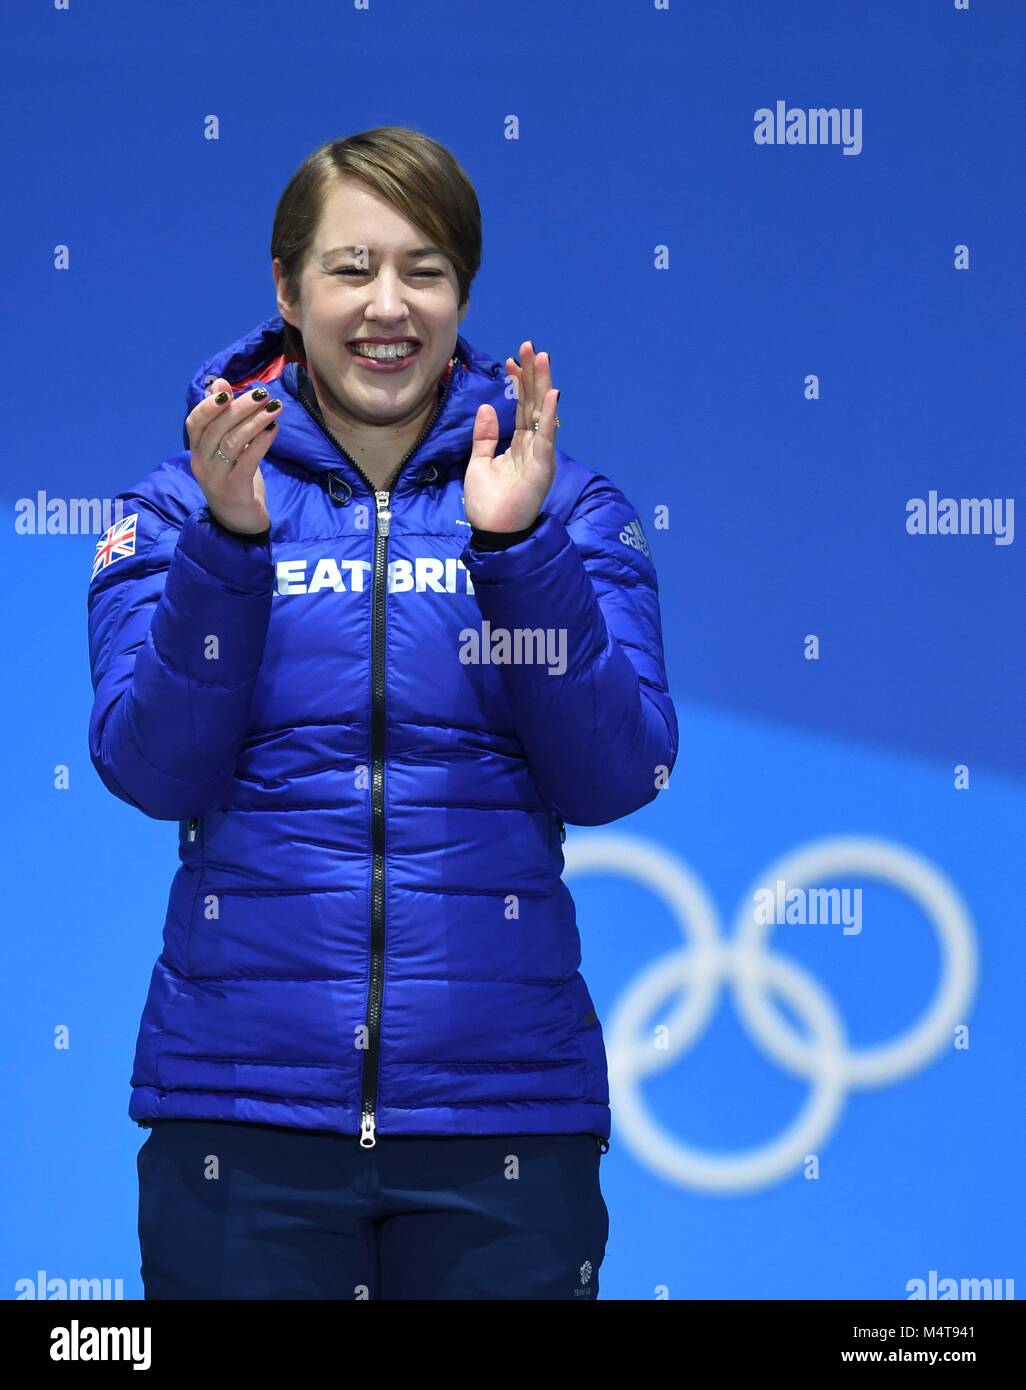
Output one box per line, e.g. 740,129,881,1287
2,0,1022,1301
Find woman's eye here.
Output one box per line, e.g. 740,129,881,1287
332,268,444,279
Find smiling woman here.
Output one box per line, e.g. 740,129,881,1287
88,123,678,1301
269,129,480,488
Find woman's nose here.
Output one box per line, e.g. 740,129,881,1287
365,273,409,320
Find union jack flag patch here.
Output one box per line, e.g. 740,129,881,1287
91,513,139,580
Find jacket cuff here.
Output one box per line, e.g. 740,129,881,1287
176,506,274,588
217,523,272,544
461,510,566,580
467,515,543,551
208,511,272,547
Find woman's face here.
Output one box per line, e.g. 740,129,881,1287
273,177,468,431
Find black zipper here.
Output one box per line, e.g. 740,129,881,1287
293,364,457,1148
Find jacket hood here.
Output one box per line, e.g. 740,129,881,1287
182,312,520,491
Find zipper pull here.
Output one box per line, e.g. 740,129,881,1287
359,1109,377,1149
375,490,391,537
186,817,197,843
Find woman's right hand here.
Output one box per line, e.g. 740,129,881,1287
186,378,279,534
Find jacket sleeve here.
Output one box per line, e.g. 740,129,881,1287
87,484,274,820
460,476,678,826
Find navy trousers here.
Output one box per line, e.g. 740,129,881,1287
137,1119,609,1300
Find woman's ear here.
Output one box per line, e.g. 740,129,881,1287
272,258,301,330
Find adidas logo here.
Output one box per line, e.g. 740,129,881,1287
618,517,651,558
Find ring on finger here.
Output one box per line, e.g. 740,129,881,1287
214,445,235,466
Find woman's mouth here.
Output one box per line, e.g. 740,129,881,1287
346,340,422,373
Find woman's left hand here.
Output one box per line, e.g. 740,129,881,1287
463,341,558,532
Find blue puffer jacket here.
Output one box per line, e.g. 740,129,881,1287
87,313,678,1147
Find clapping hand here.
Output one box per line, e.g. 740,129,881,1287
463,341,559,533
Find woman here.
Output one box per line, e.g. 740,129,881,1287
87,126,678,1300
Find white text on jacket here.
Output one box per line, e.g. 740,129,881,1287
276,556,476,595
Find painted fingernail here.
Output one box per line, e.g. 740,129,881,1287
252,387,269,401
264,398,282,413
264,420,277,431
214,391,230,405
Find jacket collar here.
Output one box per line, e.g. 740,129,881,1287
184,313,518,497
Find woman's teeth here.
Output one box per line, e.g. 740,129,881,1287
350,342,419,360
